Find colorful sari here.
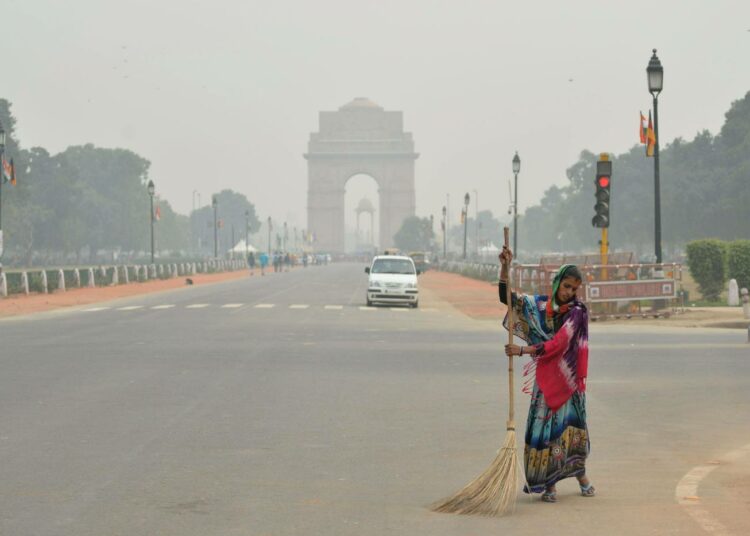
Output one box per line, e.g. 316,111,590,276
501,274,590,493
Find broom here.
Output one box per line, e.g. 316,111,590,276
432,226,518,516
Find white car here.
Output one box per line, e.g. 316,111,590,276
365,255,420,307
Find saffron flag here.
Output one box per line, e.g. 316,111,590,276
154,205,161,221
640,112,648,144
646,111,656,157
1,157,14,185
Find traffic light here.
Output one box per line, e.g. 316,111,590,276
592,155,612,228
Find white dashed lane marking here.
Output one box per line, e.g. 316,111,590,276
81,303,438,314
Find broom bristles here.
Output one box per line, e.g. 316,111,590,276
431,430,519,517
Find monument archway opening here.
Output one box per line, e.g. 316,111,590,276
344,174,379,253
305,98,418,253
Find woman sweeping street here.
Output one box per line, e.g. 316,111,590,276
499,246,595,503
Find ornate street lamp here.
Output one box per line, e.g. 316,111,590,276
0,120,6,259
212,195,218,258
267,216,272,254
147,180,155,263
245,210,250,259
463,192,470,259
512,152,521,256
441,205,447,258
647,49,664,265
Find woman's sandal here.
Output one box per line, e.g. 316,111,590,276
580,483,596,497
541,490,557,503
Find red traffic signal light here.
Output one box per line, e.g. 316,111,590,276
597,176,610,189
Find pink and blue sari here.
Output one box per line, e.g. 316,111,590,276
501,282,590,493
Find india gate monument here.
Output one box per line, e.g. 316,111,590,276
304,98,418,252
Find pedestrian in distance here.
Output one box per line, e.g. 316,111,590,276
284,252,291,272
499,246,595,503
259,251,268,276
247,251,256,276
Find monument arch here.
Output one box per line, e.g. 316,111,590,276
304,98,418,253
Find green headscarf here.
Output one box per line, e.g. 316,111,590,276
551,264,576,310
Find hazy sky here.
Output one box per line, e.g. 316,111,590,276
4,0,750,233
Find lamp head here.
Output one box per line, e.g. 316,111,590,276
647,48,663,96
464,192,470,206
512,151,521,174
147,180,155,196
212,196,217,207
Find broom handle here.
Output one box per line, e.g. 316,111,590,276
503,227,515,430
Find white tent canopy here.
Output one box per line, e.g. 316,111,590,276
230,239,258,253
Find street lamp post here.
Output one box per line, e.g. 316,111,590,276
245,210,250,259
429,214,434,256
0,121,5,261
442,206,447,258
212,195,218,258
147,180,155,263
512,152,521,256
267,216,272,254
647,48,664,265
462,192,470,260
473,189,478,255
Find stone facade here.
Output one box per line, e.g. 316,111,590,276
304,98,418,252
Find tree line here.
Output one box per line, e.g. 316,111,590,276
0,99,260,267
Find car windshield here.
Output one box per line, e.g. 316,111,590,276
371,259,415,275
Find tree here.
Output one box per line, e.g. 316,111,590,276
393,216,434,252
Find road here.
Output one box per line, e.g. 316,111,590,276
1,263,749,535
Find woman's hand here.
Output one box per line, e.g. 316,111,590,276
504,344,522,357
499,245,513,266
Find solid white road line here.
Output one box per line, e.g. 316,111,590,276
151,304,175,310
117,306,143,311
359,306,375,311
289,304,309,309
222,303,244,308
675,441,750,535
83,307,110,312
186,304,210,309
254,304,275,308
390,307,409,312
324,305,343,310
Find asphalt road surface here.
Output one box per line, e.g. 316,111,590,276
2,263,749,535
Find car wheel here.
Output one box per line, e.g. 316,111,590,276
366,298,373,306
411,301,419,308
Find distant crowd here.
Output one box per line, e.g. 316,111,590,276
245,251,330,276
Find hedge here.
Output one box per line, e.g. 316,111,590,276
686,239,727,301
727,240,750,291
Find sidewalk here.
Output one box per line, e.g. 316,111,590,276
420,270,750,328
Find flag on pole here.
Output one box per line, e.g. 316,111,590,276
1,157,15,185
646,111,656,157
154,205,161,221
639,112,648,144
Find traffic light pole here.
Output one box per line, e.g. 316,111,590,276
600,227,608,281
